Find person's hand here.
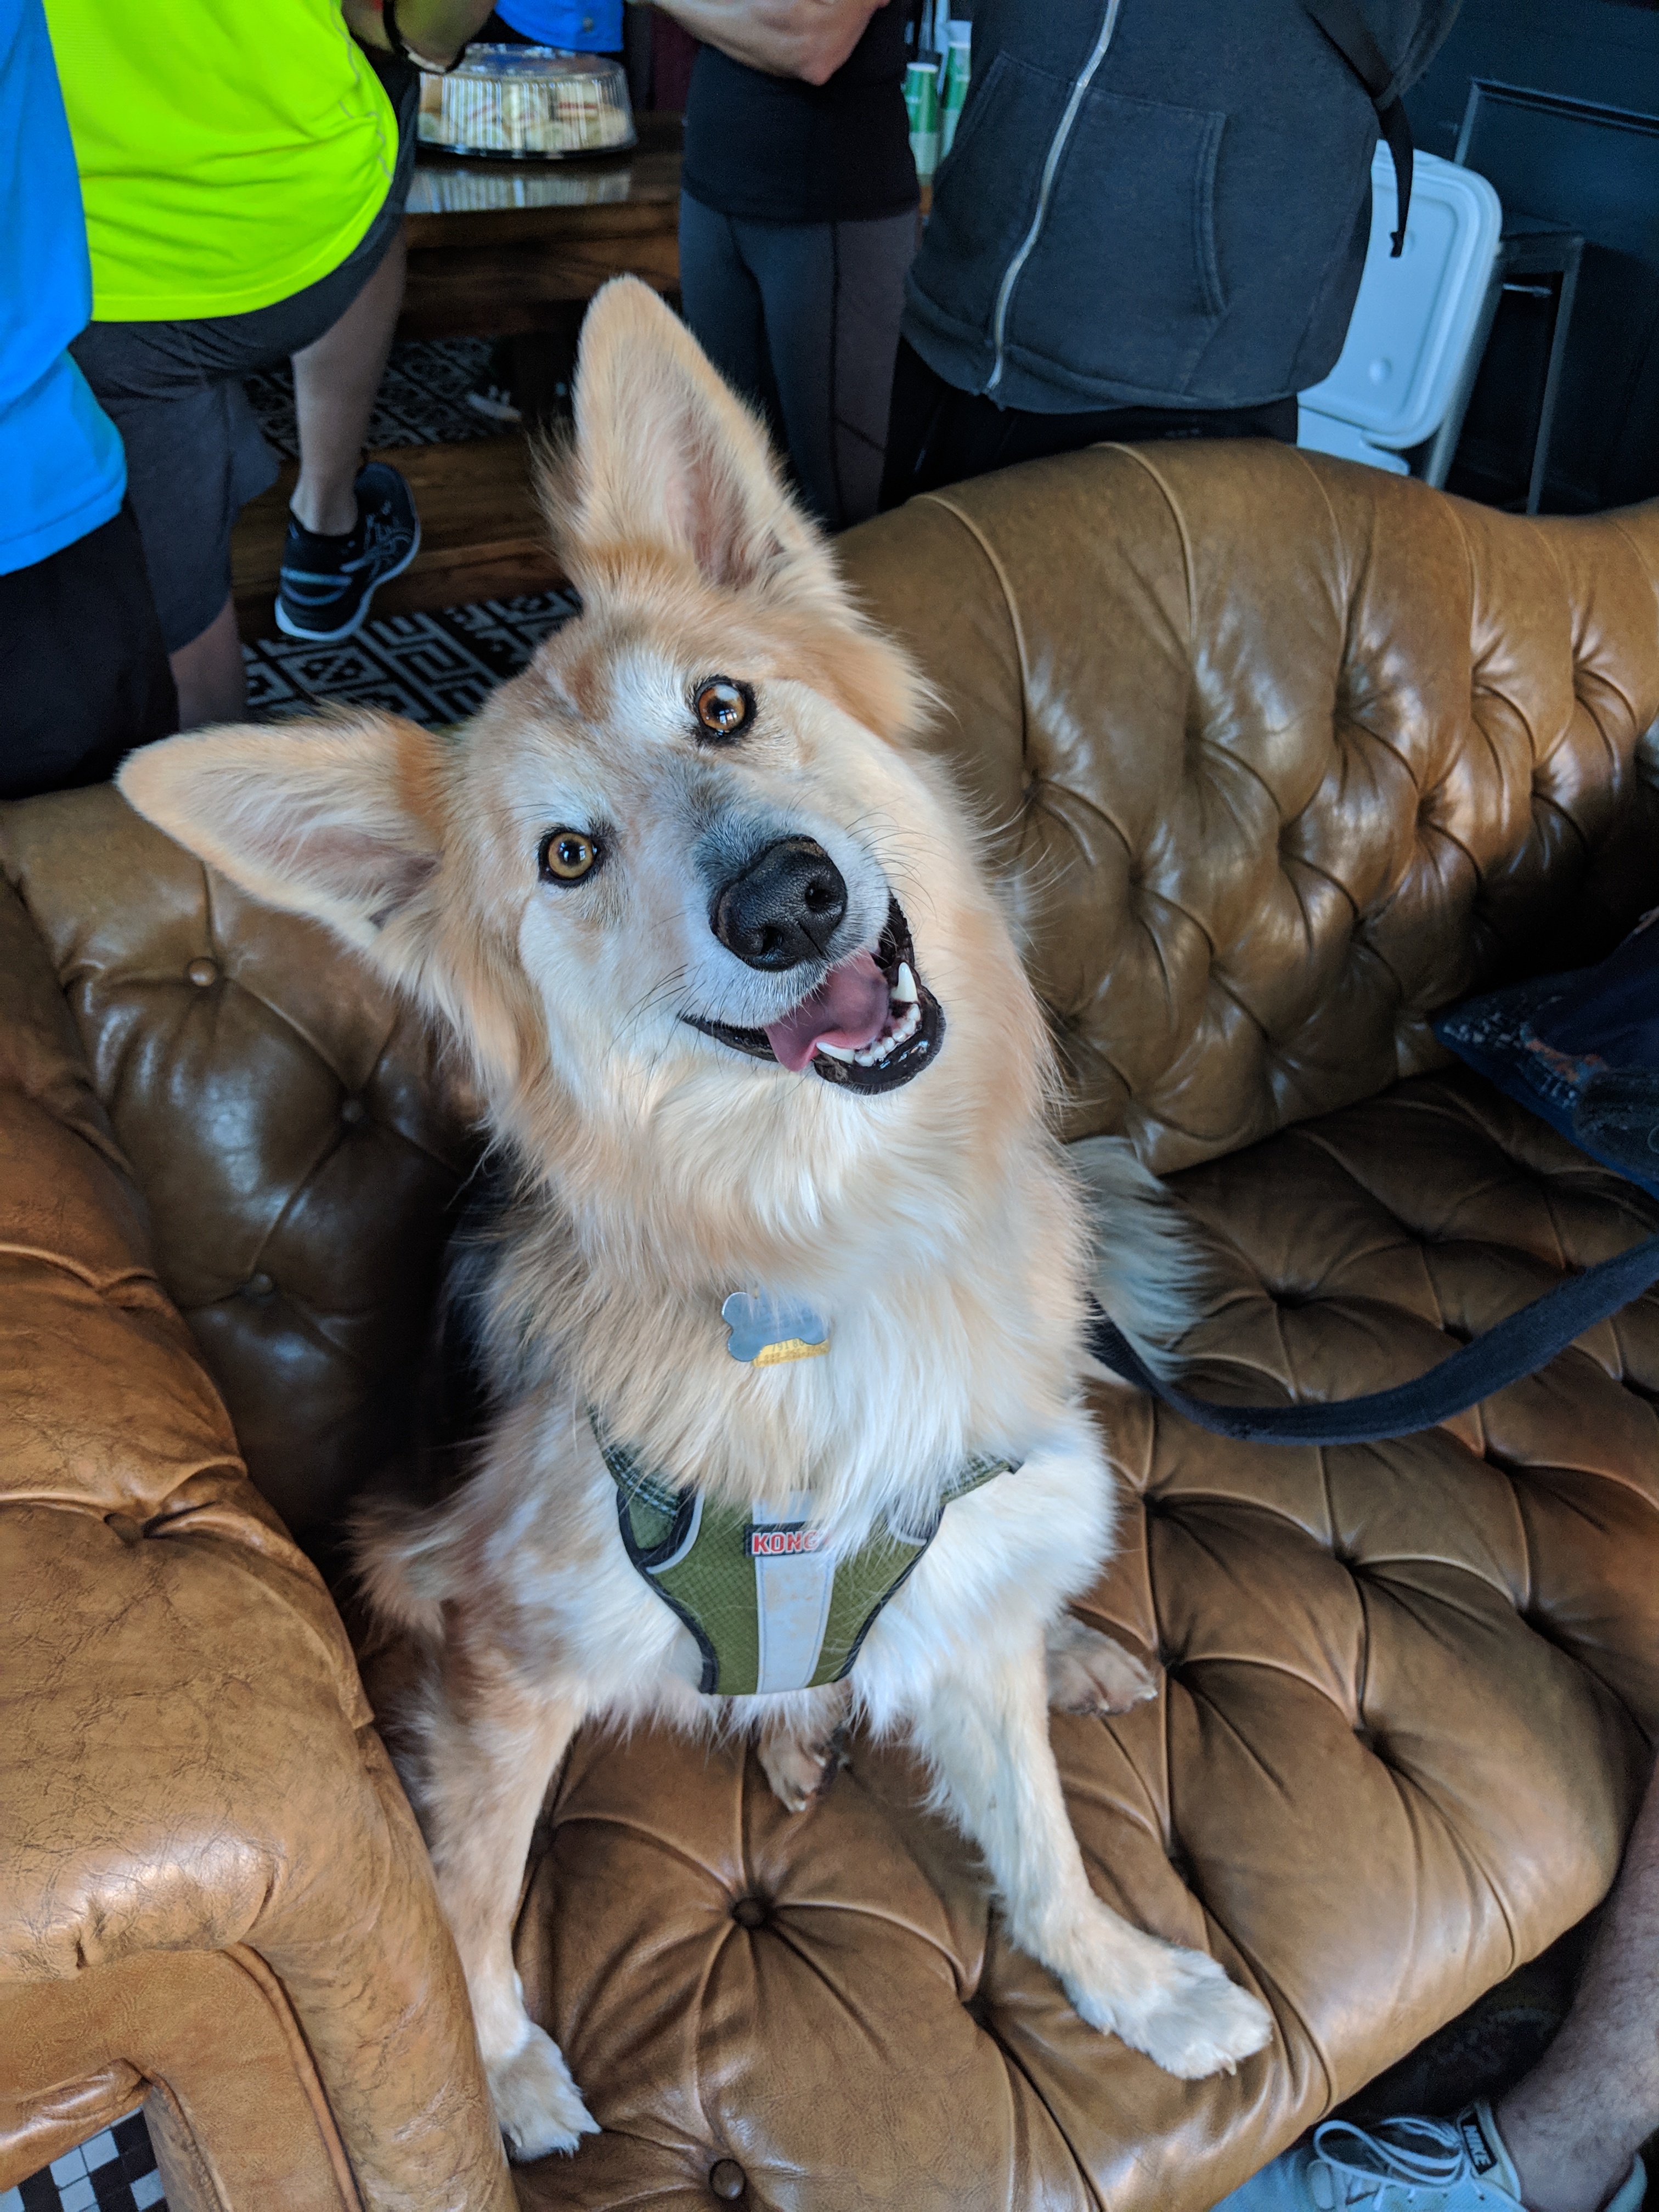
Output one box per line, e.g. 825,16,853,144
653,0,887,86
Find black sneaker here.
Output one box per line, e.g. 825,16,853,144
275,462,421,642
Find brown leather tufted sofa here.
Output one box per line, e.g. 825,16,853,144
4,443,1658,2212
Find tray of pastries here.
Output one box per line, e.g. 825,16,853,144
418,45,636,160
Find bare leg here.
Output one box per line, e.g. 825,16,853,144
289,233,407,537
912,1632,1273,2078
1498,1764,1659,2212
416,1648,596,2158
169,595,245,729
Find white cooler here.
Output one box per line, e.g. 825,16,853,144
1298,146,1503,478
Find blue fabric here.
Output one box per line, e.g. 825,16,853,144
0,0,125,575
1435,912,1659,1204
492,0,622,51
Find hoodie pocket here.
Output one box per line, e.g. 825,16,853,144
1006,86,1229,396
914,53,1072,340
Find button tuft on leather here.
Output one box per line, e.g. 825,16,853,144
186,957,218,988
243,1272,275,1299
709,2159,746,2201
340,1097,369,1127
104,1512,146,1545
731,1896,768,1929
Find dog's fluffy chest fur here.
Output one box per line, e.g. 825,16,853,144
425,1131,1112,1729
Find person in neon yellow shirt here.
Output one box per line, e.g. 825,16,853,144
44,0,498,724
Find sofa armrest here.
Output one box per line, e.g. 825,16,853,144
0,877,512,2212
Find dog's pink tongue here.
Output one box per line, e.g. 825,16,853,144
764,952,890,1072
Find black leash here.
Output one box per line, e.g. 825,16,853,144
1088,1233,1659,1446
1299,0,1415,256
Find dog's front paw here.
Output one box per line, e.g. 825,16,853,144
1046,1616,1159,1714
1070,1938,1273,2080
488,2024,599,2160
758,1720,847,1813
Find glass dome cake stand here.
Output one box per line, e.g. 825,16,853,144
417,45,637,161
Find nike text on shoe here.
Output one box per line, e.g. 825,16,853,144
1210,2098,1646,2212
275,462,421,642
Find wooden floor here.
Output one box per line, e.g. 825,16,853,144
232,434,564,641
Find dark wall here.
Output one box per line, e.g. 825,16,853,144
1406,0,1659,512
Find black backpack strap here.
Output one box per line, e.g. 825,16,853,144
1088,1232,1659,1446
1300,0,1415,256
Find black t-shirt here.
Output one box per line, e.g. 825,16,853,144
682,5,918,226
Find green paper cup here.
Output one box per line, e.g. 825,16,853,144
941,25,970,159
905,56,940,182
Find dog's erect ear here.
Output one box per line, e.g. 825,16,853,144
549,274,838,600
117,714,446,960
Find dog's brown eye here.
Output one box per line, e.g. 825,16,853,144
539,828,601,883
694,676,754,740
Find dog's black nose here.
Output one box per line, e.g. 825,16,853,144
713,838,848,969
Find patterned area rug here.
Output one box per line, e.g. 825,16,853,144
244,336,503,459
7,2112,165,2212
244,590,579,726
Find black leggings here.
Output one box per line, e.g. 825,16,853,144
679,191,917,533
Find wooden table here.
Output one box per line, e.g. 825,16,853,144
398,110,681,340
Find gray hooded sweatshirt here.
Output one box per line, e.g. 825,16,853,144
902,0,1463,414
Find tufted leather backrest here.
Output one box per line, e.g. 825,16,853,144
3,449,1657,1543
0,789,478,1548
839,444,1659,1165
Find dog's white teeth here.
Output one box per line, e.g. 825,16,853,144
816,1040,856,1062
848,1001,925,1069
893,962,918,1005
884,1003,922,1051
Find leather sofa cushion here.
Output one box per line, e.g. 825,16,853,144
509,1068,1659,2211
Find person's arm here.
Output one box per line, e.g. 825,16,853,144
342,0,500,72
650,0,886,87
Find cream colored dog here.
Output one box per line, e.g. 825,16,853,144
120,276,1273,2158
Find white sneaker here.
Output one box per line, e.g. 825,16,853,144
1214,2100,1646,2212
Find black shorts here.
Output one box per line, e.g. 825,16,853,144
69,50,419,653
0,501,178,802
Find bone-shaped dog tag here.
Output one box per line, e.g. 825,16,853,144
721,1290,830,1366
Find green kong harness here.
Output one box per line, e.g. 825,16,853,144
592,1415,1018,1697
